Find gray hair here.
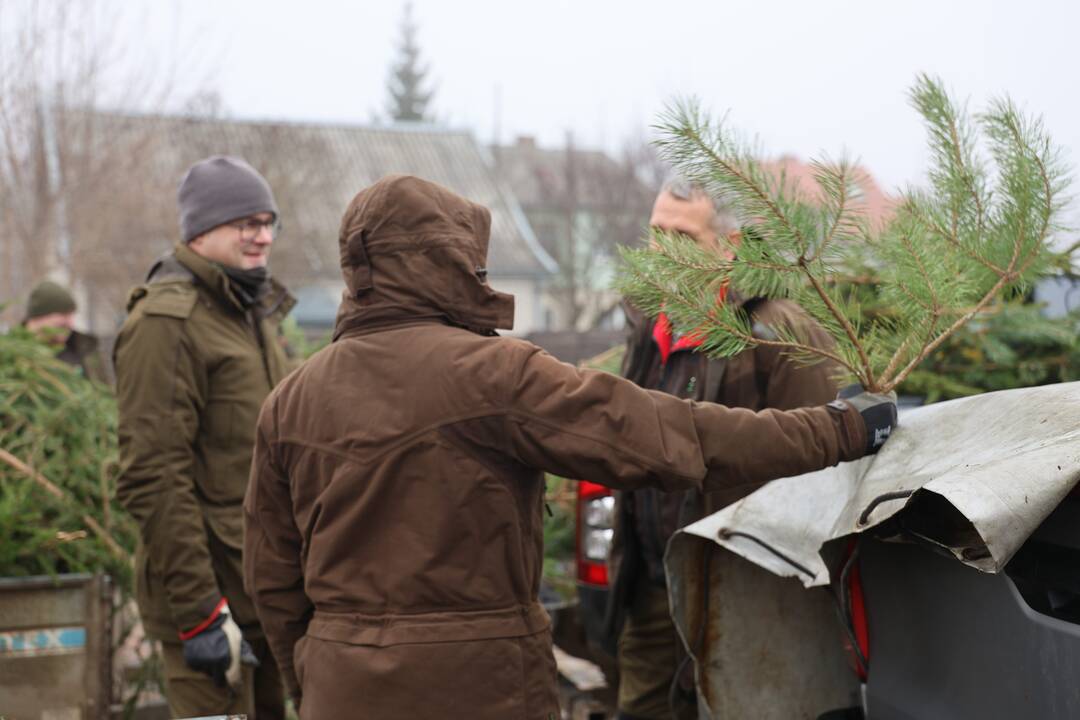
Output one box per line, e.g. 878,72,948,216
660,175,737,235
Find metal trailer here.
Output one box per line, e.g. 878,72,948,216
860,498,1080,719
666,382,1080,719
0,573,113,720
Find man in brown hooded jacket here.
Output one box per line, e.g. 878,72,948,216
243,175,896,719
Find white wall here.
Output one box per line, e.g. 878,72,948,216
489,276,550,336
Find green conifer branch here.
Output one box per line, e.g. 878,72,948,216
799,257,875,386
619,233,862,377
619,76,1069,394
653,102,875,384
654,102,813,254
810,157,857,263
887,271,1014,388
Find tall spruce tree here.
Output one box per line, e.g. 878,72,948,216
618,75,1070,394
386,3,434,123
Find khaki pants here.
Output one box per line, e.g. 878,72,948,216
616,581,697,720
161,635,285,720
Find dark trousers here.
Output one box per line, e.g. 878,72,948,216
616,581,697,720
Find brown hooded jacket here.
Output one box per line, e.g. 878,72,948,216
243,175,868,719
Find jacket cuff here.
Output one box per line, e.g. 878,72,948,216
828,401,867,463
177,595,227,640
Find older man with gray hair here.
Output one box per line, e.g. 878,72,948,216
606,178,842,719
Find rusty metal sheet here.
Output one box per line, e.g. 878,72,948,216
674,382,1080,589
666,539,860,719
665,383,1080,718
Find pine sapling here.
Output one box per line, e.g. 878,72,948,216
618,74,1070,394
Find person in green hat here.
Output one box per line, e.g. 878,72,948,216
23,280,109,384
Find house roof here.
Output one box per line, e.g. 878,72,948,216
761,155,897,230
491,136,654,212
491,140,895,233
88,113,557,284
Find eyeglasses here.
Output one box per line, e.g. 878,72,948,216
231,217,282,241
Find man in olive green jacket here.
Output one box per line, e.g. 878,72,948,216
114,156,294,719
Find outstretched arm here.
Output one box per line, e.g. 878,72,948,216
500,343,866,493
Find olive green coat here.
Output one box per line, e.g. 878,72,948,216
114,244,294,639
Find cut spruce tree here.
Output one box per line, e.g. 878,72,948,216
618,74,1071,394
0,328,134,585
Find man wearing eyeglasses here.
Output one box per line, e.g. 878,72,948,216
114,156,294,719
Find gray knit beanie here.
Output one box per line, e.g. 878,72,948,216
177,156,279,243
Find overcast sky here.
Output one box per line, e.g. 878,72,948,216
128,0,1080,203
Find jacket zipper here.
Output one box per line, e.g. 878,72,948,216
247,310,274,388
645,345,705,582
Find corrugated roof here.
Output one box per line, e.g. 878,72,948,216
492,139,651,211
88,113,557,284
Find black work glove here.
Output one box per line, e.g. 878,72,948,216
835,383,898,454
181,604,259,688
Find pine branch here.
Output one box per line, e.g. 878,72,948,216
656,102,812,252
619,236,861,376
654,268,858,375
0,448,130,564
619,76,1069,394
907,198,1006,276
798,257,874,386
813,161,850,262
882,104,1059,390
879,335,915,384
887,271,1013,388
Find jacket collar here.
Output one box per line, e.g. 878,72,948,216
170,243,294,318
65,329,99,358
652,312,703,364
652,284,732,364
174,243,247,313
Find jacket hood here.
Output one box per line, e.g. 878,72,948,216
333,175,515,340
